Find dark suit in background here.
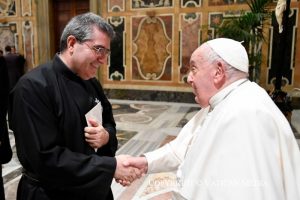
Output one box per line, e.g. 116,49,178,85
4,46,26,91
0,55,13,200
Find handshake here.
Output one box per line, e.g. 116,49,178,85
114,155,148,186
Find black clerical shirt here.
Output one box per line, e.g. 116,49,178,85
9,54,117,200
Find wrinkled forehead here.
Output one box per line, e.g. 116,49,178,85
189,44,209,66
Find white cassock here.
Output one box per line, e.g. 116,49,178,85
144,79,300,200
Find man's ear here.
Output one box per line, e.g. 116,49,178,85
66,35,77,53
213,61,226,85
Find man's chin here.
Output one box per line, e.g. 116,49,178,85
194,96,200,104
86,71,97,79
195,96,205,107
81,74,95,80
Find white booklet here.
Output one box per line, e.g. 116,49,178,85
85,102,103,126
85,102,103,152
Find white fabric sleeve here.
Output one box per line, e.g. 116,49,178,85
144,108,209,174
144,143,182,173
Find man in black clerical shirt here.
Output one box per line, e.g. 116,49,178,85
9,12,140,200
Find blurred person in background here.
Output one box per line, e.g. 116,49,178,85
4,45,25,91
0,47,13,200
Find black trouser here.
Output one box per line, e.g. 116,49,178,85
0,165,5,200
17,174,114,200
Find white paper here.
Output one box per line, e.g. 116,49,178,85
85,102,103,152
85,102,103,126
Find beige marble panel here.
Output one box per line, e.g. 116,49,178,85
21,0,32,16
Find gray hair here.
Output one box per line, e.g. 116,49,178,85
60,12,115,52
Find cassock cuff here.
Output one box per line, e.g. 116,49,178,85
144,144,181,174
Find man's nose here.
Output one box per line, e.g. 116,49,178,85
187,72,193,84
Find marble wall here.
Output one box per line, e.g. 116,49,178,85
0,0,36,71
102,0,300,93
1,0,300,99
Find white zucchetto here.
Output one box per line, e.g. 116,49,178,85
207,38,249,73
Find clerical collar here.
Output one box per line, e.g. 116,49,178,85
53,54,83,83
209,78,248,111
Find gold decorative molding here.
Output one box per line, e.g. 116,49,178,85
22,0,32,16
133,16,171,80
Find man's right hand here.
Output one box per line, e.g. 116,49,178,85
114,155,144,186
123,156,148,174
114,155,148,186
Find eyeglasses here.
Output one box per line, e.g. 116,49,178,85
83,42,111,57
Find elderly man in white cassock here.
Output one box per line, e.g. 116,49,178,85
120,38,300,200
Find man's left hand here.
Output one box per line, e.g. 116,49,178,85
84,119,109,149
